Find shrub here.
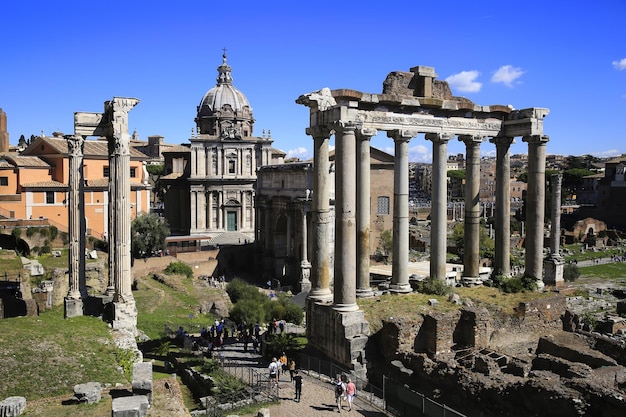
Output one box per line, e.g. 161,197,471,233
282,301,304,325
226,278,265,304
39,245,51,255
26,227,36,237
229,299,266,325
164,261,193,279
415,277,451,296
563,263,580,282
264,333,305,358
48,226,58,241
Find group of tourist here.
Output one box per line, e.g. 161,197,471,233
334,375,357,413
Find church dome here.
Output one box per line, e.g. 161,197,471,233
195,53,254,138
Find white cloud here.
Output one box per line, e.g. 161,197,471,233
286,146,309,159
409,144,431,163
445,70,482,93
590,149,622,158
612,58,626,70
491,65,525,87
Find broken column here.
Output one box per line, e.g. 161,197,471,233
544,173,564,287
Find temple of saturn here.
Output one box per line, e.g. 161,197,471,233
64,97,139,334
297,65,550,378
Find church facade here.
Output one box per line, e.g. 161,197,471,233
162,54,284,241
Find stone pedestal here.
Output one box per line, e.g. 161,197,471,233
299,260,312,293
306,299,369,381
64,297,83,319
111,299,138,333
543,255,564,288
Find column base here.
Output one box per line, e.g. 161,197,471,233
356,288,374,298
308,288,333,303
64,297,84,318
389,283,412,294
460,276,483,287
543,256,565,288
332,303,360,312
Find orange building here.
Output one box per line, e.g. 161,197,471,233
0,134,150,238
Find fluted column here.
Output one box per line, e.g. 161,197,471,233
356,128,376,298
300,206,311,291
389,130,417,293
523,135,549,289
333,122,358,311
491,136,514,277
66,135,85,301
308,126,333,301
426,133,453,280
108,98,139,300
459,135,484,282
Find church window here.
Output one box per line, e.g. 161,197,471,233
228,159,236,174
377,196,390,215
103,166,110,177
0,177,7,186
130,168,136,178
46,191,55,204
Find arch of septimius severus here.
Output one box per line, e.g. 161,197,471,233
297,65,548,379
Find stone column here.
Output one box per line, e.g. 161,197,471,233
426,133,452,280
523,135,549,289
389,130,417,293
333,122,358,311
108,98,139,302
300,206,311,292
491,136,514,277
207,191,213,230
459,135,484,285
308,126,333,301
356,128,376,298
241,190,247,230
544,173,564,287
65,135,85,318
218,191,223,230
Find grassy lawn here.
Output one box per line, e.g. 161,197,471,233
578,261,626,282
0,306,128,401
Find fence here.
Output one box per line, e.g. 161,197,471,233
298,353,466,417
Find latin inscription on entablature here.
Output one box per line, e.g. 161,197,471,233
355,112,502,135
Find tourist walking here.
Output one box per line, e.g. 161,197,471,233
268,357,279,387
293,370,303,402
346,378,356,411
288,358,296,381
335,378,347,412
279,352,288,380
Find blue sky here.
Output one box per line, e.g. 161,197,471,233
2,1,625,162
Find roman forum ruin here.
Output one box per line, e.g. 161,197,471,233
297,65,549,377
65,97,140,333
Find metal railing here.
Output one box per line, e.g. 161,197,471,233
218,357,279,402
298,353,466,417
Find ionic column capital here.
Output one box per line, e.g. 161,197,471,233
458,134,486,146
522,134,550,144
357,128,377,139
387,129,418,142
489,135,516,146
425,132,454,143
305,125,333,139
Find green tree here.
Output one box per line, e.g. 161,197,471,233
447,169,465,180
146,164,166,207
131,213,169,258
378,229,393,256
451,222,494,260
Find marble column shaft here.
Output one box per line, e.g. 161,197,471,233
333,122,358,311
491,136,514,277
389,130,416,293
356,128,376,298
523,135,549,285
550,174,563,255
460,135,484,279
108,98,139,300
426,133,452,280
308,127,333,301
66,135,86,300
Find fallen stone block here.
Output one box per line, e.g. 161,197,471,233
111,395,149,417
0,396,26,416
132,362,153,404
72,382,102,404
257,408,271,417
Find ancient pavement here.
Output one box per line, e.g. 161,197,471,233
216,339,390,417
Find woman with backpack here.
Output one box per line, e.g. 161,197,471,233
334,378,347,412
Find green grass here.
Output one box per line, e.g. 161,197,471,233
0,306,128,401
578,262,626,281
